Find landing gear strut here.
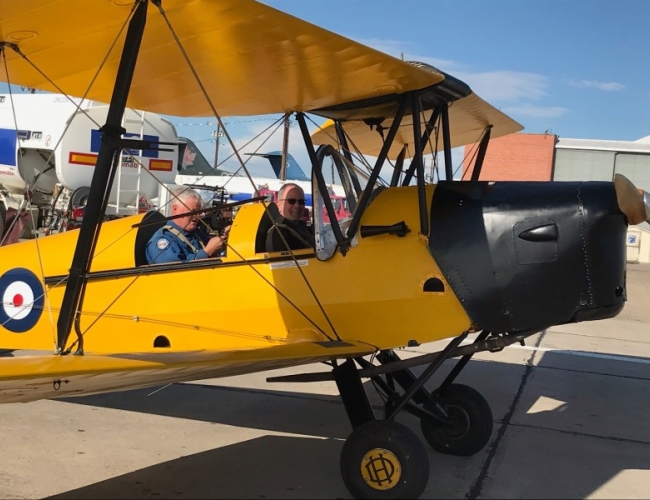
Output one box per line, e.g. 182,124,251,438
332,330,496,499
268,329,540,499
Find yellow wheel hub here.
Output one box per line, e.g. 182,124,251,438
360,448,402,490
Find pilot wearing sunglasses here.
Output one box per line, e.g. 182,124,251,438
266,183,313,252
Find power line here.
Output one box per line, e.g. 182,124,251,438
173,117,282,127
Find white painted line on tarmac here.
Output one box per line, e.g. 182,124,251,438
458,337,650,365
508,343,650,365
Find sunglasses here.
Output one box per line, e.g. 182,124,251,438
281,198,306,206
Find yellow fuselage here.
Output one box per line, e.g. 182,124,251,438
0,185,472,354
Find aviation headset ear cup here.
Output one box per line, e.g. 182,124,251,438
340,419,429,500
420,383,493,457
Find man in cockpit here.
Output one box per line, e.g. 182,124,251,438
146,186,228,264
266,183,313,252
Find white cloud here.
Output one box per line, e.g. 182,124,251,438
462,71,549,102
568,79,625,91
502,104,568,118
408,60,549,103
354,38,551,105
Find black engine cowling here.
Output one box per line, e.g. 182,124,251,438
429,181,627,333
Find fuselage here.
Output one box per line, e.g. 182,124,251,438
0,184,468,354
0,181,628,355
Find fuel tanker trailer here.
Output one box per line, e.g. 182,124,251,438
0,92,180,239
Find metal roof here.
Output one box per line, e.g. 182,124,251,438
556,137,650,154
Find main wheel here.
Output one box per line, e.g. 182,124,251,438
420,383,493,457
340,419,429,500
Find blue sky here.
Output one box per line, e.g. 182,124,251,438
3,1,649,177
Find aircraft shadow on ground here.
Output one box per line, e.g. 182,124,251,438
47,435,349,499
54,352,650,499
57,356,508,440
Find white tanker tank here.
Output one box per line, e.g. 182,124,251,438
0,93,180,237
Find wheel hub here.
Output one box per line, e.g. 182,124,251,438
360,448,402,490
439,405,471,440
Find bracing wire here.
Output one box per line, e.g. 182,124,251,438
153,2,342,341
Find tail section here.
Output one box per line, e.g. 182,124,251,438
251,151,310,182
178,137,231,176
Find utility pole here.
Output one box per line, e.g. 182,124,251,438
280,113,290,181
212,122,222,169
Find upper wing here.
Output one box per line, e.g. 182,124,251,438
0,340,376,404
311,93,524,159
1,0,442,117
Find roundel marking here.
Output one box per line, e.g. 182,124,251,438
0,268,45,333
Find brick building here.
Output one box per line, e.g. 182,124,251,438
463,132,650,186
462,132,557,181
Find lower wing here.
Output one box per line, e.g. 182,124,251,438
0,340,377,403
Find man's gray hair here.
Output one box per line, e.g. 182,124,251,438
277,182,304,199
171,185,202,209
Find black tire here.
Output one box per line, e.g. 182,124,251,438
420,383,493,457
340,419,429,500
69,186,90,208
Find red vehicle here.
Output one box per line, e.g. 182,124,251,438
325,194,351,223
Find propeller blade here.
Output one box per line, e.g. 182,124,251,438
614,174,647,225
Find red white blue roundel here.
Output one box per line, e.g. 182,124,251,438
0,268,44,333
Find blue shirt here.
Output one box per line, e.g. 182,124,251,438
145,220,211,264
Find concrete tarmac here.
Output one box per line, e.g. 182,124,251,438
2,265,650,499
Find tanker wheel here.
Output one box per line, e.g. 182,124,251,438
420,383,493,456
69,186,91,209
340,419,429,499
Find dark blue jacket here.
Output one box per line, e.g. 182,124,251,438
145,220,210,264
266,217,313,252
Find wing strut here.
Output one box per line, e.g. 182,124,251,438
470,125,493,181
280,113,290,181
345,94,409,242
296,112,348,254
389,146,407,187
402,109,440,187
334,121,363,197
441,105,453,181
410,93,428,237
56,0,149,354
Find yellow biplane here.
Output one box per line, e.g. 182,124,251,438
0,1,648,498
